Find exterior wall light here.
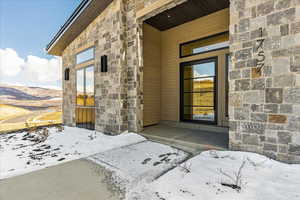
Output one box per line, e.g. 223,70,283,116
101,55,108,72
64,68,70,81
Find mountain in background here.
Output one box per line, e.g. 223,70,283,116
0,84,62,101
0,85,62,133
0,84,62,110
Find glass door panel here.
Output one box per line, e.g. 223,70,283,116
76,66,95,130
183,77,215,92
85,66,95,106
183,92,215,107
181,58,217,123
76,69,85,106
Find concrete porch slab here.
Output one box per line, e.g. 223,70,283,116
0,159,123,200
141,124,229,155
88,141,189,186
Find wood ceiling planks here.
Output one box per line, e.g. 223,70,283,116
145,0,229,31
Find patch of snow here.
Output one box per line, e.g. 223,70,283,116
0,126,146,179
127,150,300,200
49,97,62,101
88,141,189,191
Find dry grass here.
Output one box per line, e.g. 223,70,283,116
35,111,62,121
0,104,31,121
0,111,62,134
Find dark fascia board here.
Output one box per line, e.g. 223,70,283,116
46,0,113,56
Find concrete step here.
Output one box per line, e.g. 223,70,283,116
140,132,227,156
159,120,228,133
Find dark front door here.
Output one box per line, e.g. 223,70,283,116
76,66,95,130
180,57,217,124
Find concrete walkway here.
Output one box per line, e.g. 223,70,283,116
141,124,229,154
0,159,123,200
0,141,188,200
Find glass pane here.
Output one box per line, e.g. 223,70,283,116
184,92,214,107
184,107,215,121
181,32,229,57
182,59,216,122
183,62,215,79
76,47,94,64
76,69,84,106
184,78,214,92
85,66,95,106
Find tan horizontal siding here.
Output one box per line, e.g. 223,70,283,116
143,24,161,126
160,8,229,123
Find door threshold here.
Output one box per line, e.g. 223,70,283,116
159,120,228,133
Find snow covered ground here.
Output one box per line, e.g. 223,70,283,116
89,141,189,190
127,150,300,200
0,126,146,179
1,126,300,200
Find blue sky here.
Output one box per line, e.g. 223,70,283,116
0,0,81,89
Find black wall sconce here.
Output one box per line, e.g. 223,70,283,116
101,55,108,72
64,68,70,81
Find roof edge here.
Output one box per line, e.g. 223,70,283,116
46,0,92,53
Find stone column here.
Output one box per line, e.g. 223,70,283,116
62,50,76,127
124,0,144,133
229,0,300,163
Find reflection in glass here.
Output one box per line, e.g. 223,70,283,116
184,107,215,121
184,92,214,107
76,66,95,130
76,47,94,64
85,66,95,106
181,32,229,57
76,69,84,106
183,62,215,78
183,78,214,92
76,107,95,130
182,60,216,122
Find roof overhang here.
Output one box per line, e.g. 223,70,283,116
145,0,229,31
46,0,113,56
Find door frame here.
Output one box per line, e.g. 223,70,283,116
75,65,96,130
180,56,218,125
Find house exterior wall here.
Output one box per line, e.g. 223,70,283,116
59,0,300,163
229,0,300,163
143,9,229,126
160,9,229,124
62,0,128,134
143,24,162,126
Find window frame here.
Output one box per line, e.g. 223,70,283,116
75,46,95,65
225,53,230,118
75,64,95,107
179,31,229,58
180,57,218,125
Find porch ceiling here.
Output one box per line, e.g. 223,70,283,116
145,0,229,31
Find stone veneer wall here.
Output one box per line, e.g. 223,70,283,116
61,0,175,134
229,0,300,163
61,0,300,163
124,0,187,132
62,0,128,134
123,0,143,132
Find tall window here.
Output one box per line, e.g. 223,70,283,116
76,65,95,130
76,47,94,64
